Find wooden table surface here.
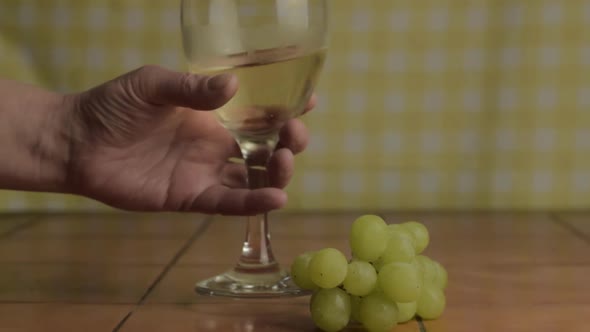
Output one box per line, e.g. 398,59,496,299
0,211,588,332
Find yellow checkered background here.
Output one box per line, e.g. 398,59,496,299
0,0,589,212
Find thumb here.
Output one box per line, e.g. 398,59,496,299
130,65,238,110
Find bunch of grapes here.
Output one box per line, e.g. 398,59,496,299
290,215,448,332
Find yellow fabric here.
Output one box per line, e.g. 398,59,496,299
0,0,589,212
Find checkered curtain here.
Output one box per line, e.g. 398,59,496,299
0,0,589,211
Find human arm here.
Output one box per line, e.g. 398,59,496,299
0,79,72,192
0,66,314,215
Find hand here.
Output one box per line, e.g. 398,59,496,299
65,65,315,215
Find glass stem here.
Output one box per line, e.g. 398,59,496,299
235,138,280,274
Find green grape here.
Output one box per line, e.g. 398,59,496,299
370,280,383,295
350,215,388,262
343,261,377,296
310,288,351,332
359,292,398,332
401,221,429,254
387,224,416,250
349,256,364,263
378,233,415,265
290,251,317,290
431,260,448,290
372,259,385,272
378,262,421,303
414,255,449,290
417,284,446,320
396,301,417,323
415,255,437,285
411,260,425,295
309,248,348,288
350,295,362,323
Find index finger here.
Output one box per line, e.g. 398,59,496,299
302,93,318,115
189,185,288,216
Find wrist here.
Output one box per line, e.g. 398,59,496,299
34,92,77,193
0,79,76,193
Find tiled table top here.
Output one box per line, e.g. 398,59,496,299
0,211,588,331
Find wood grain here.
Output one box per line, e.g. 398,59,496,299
0,211,587,331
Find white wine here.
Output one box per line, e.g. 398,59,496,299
183,0,329,299
191,48,326,146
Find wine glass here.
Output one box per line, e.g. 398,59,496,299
180,0,328,297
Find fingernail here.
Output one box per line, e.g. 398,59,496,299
207,74,234,91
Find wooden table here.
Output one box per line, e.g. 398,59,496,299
0,211,588,331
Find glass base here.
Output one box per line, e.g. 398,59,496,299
195,268,311,298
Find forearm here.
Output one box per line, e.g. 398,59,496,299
0,79,72,193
